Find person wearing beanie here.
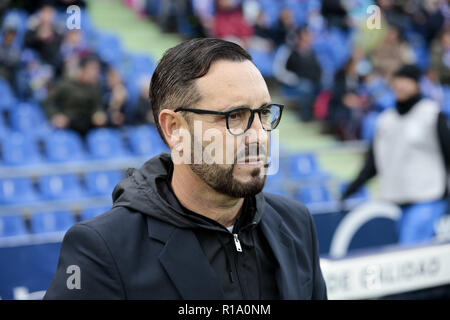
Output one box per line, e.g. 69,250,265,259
341,64,450,244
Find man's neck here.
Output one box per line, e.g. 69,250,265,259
171,165,244,228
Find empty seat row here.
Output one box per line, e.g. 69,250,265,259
0,125,168,165
264,179,369,212
0,170,124,204
0,207,109,238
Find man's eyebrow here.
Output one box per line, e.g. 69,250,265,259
220,102,272,112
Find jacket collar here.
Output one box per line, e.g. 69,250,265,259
259,205,303,299
147,217,224,299
146,198,302,299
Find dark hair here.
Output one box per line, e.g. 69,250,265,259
394,64,422,82
149,38,252,145
79,53,100,68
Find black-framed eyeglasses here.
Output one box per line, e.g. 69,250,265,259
174,103,284,136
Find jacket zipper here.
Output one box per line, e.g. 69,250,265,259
233,233,242,252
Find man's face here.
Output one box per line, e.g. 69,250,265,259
392,76,419,102
80,60,100,85
183,59,272,198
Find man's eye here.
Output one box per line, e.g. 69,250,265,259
229,112,241,120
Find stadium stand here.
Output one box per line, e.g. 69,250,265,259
0,0,448,300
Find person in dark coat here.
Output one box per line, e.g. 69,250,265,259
44,38,327,300
285,27,322,122
43,55,107,136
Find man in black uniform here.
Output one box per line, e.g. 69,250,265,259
44,38,327,300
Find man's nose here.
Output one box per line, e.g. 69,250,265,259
245,113,268,145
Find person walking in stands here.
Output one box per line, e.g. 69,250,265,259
342,64,450,244
44,38,327,300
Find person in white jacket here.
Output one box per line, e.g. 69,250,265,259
342,64,450,244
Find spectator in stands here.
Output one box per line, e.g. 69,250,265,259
43,55,107,136
326,52,370,140
157,0,192,34
134,75,154,124
420,69,444,106
252,8,297,50
60,29,90,79
285,27,322,122
431,27,450,85
369,26,416,81
342,64,450,245
191,0,215,35
16,0,86,14
441,0,450,28
24,4,63,74
321,0,350,32
103,67,127,127
15,49,55,102
408,0,444,45
0,0,11,27
0,20,20,87
212,0,253,47
370,27,415,80
53,0,86,11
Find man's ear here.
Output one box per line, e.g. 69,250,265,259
159,109,185,149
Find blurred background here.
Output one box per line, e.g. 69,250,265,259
0,0,449,300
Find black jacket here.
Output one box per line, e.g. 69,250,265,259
44,153,327,300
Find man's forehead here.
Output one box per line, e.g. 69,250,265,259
194,59,270,109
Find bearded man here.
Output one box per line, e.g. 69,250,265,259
44,38,327,300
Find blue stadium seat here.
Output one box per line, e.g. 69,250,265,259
38,174,85,200
263,185,287,197
80,206,110,221
0,177,38,204
43,129,86,162
284,0,308,26
340,182,369,209
86,128,129,159
95,33,124,67
0,78,17,111
0,214,28,237
297,185,338,212
146,0,162,17
1,132,42,165
0,115,9,139
263,171,287,197
129,53,156,75
127,125,167,156
84,170,124,196
259,0,282,27
9,102,49,137
287,153,329,180
2,9,28,47
248,48,274,78
30,211,76,234
279,84,301,101
442,86,450,117
299,185,332,204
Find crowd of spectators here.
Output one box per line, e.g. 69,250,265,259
2,0,450,142
0,0,153,138
127,0,450,141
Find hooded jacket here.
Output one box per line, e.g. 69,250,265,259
44,153,327,300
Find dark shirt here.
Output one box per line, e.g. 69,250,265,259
286,49,322,85
165,168,279,299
